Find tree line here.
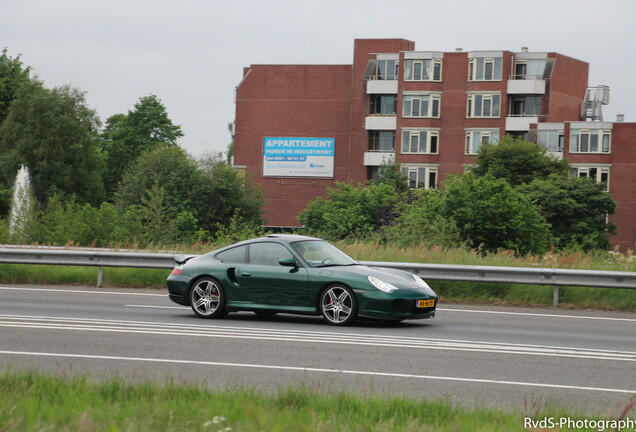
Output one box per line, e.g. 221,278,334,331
0,48,617,254
0,48,263,246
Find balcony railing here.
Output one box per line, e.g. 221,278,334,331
368,74,398,81
508,74,545,80
364,151,395,167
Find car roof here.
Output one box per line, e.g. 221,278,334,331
261,234,320,243
224,234,321,248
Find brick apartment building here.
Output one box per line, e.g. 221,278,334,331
233,38,636,251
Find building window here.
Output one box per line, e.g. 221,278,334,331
513,59,554,80
401,129,439,154
466,93,500,118
401,165,438,189
368,131,395,152
537,130,564,152
570,129,611,153
511,96,542,116
376,59,399,80
365,58,399,81
571,166,610,191
465,130,499,155
404,59,442,81
370,95,397,115
403,94,441,118
468,57,502,81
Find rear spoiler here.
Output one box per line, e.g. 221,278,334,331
174,255,197,265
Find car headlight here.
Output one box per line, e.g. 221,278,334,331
368,276,399,293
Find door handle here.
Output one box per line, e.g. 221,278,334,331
242,272,251,277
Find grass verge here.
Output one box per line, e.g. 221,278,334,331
1,370,633,432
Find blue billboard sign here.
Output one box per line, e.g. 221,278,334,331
263,137,335,177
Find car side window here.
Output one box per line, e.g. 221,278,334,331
215,245,247,263
249,242,293,266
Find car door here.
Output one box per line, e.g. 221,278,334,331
237,242,309,307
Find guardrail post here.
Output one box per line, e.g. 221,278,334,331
553,285,559,308
97,266,103,288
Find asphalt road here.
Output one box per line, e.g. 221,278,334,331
0,284,634,411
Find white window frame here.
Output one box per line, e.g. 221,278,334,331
466,93,501,118
404,59,442,81
402,93,441,118
537,130,564,153
571,165,610,191
401,164,438,189
401,129,440,154
570,129,611,154
468,57,502,81
465,129,499,155
376,59,399,80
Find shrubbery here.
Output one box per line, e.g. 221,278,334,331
300,139,617,255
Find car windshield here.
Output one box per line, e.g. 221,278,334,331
291,240,358,268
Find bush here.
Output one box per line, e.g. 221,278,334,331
442,173,550,254
383,189,465,248
298,182,402,241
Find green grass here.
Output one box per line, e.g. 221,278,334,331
1,370,633,431
1,241,635,310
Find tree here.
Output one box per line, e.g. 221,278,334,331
384,188,465,248
0,48,34,214
0,47,33,125
472,135,570,186
298,182,402,241
101,94,183,196
442,172,549,254
114,145,198,217
114,146,201,243
195,152,263,236
115,148,262,243
0,82,106,206
518,175,617,250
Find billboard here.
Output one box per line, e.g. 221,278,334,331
263,137,335,178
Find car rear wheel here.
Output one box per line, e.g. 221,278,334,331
189,277,227,319
320,285,357,326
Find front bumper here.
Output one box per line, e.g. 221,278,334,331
355,289,437,321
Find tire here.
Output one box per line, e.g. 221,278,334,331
189,277,227,319
319,285,357,326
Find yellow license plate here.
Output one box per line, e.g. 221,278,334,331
416,299,435,308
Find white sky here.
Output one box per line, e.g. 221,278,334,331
3,0,635,157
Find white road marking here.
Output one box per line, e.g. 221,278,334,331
1,314,634,362
0,286,164,296
0,350,633,395
438,307,636,322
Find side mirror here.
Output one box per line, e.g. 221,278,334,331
279,258,298,267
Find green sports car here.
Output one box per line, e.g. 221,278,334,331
167,234,437,326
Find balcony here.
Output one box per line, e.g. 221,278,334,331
365,115,397,130
364,151,395,166
367,79,398,94
507,77,546,94
505,116,539,131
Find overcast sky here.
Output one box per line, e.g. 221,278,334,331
3,0,635,157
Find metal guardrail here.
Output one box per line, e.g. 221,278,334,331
1,247,635,307
0,247,175,288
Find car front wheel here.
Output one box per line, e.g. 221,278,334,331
189,277,227,319
320,285,357,326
